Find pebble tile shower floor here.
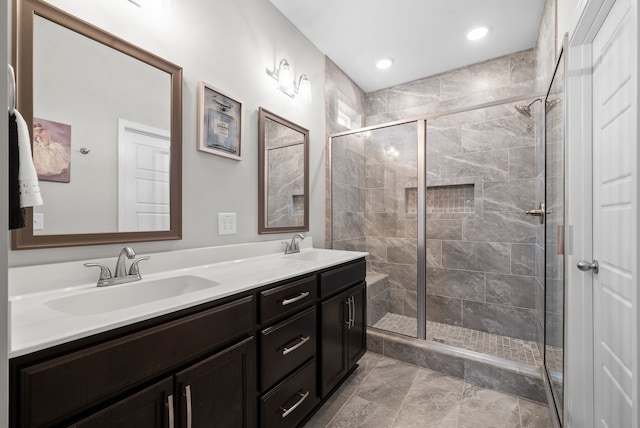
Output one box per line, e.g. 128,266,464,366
304,352,552,428
373,313,543,367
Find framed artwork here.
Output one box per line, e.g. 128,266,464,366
197,81,242,160
32,117,71,182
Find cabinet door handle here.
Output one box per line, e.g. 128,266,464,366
281,291,310,306
282,335,310,355
167,394,175,428
185,385,193,428
349,296,355,328
345,297,353,329
280,390,310,418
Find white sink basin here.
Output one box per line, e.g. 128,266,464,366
45,275,220,316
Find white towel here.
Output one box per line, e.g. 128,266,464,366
15,110,43,207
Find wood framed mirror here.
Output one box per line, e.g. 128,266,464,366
258,107,309,234
12,0,182,249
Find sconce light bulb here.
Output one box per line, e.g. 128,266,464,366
277,60,293,94
298,75,312,104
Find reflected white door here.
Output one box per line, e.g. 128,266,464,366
118,120,170,232
591,0,638,425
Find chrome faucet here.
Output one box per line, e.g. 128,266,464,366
283,233,305,254
84,247,150,287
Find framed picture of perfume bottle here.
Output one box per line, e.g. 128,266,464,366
197,81,242,160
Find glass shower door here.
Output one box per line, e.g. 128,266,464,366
331,122,420,338
544,43,565,423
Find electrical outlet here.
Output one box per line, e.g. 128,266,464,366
218,213,237,235
33,213,44,231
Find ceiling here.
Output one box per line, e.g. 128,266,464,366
268,0,546,93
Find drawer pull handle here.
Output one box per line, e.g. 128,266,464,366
281,291,310,306
281,390,310,418
185,384,193,428
282,335,311,355
167,394,175,428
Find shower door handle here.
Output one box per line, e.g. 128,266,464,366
525,203,546,224
577,260,599,274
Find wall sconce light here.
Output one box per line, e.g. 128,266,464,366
267,58,312,104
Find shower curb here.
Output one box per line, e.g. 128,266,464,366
367,327,547,403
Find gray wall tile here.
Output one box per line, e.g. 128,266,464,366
442,241,511,273
486,273,537,309
427,268,485,301
427,295,462,326
462,301,537,340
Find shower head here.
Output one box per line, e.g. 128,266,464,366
514,98,542,117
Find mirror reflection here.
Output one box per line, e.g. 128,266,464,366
32,15,171,235
258,108,309,234
12,0,182,249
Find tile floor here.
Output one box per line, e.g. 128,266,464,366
304,352,553,428
373,313,543,367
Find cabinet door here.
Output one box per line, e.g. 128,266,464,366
347,282,366,369
69,377,173,428
319,289,349,398
174,336,256,428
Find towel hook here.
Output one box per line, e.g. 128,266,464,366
8,64,16,114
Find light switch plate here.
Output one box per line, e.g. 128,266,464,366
218,213,236,235
33,213,44,230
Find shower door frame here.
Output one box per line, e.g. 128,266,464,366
328,93,545,342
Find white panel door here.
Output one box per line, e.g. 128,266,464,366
118,120,170,232
591,0,638,426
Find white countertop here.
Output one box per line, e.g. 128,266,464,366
9,244,367,358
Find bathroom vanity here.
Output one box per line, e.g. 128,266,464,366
8,246,366,428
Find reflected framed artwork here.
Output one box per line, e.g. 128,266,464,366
197,81,242,160
33,117,71,183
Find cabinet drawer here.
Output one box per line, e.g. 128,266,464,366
260,276,316,323
319,259,366,298
260,358,317,428
261,307,316,390
17,296,254,428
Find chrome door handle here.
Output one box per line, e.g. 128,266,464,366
345,297,352,328
349,296,355,329
577,260,599,274
282,335,310,355
281,390,310,418
167,394,175,428
281,291,310,306
185,385,193,428
525,202,546,224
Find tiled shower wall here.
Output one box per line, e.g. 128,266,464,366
424,104,538,341
328,48,543,341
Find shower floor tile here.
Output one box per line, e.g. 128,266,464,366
373,313,543,367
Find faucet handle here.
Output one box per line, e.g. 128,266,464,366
128,256,150,276
84,263,112,280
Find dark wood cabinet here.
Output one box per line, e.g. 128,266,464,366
11,257,367,428
319,282,366,398
69,378,173,428
175,337,256,428
347,283,366,369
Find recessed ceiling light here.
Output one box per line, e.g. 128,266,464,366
376,58,394,70
466,26,489,41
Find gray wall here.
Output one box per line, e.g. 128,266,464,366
10,0,326,267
